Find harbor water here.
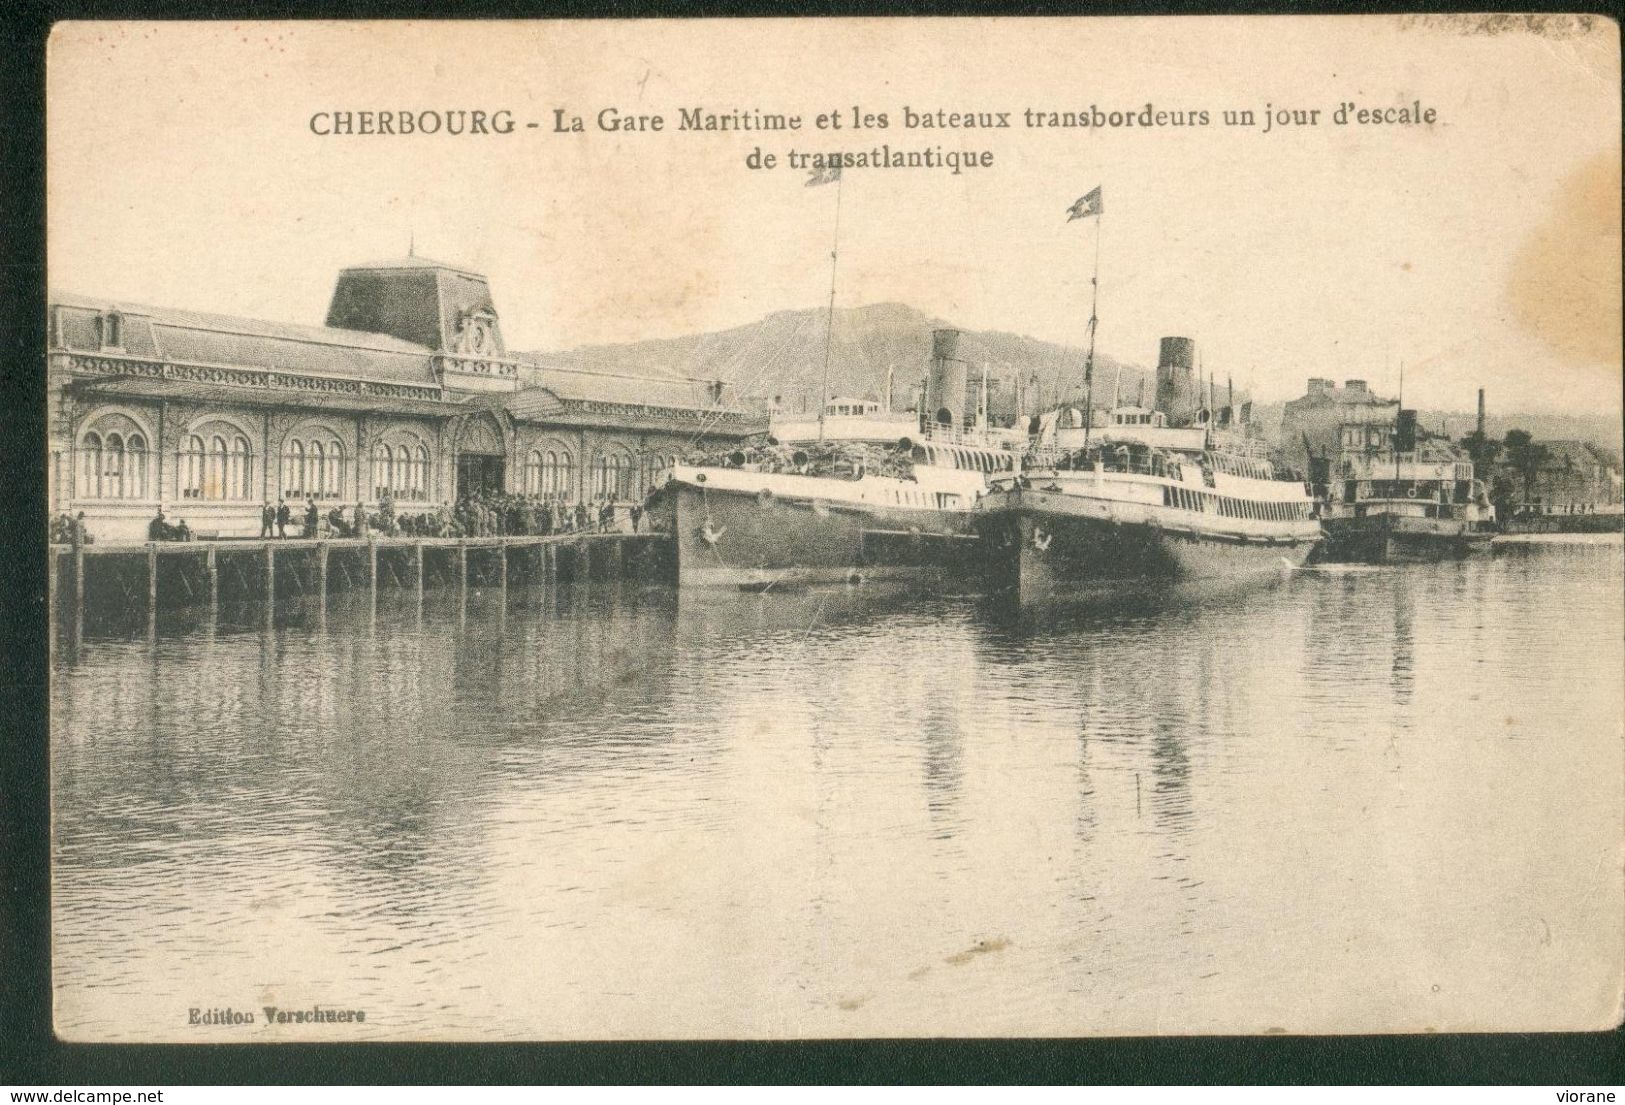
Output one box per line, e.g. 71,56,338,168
51,536,1624,1039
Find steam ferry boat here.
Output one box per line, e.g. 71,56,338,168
1310,411,1496,563
652,330,1022,589
976,337,1322,604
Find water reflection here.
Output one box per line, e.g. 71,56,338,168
52,539,1625,1039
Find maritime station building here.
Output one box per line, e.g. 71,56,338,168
49,256,765,540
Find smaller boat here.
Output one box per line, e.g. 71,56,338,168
1311,411,1496,563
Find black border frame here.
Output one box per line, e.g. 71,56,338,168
3,0,1622,1085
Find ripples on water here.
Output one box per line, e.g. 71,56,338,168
51,539,1624,1039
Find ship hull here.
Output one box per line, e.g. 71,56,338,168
977,491,1317,606
654,478,977,589
1319,516,1495,564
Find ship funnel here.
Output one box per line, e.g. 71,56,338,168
1154,336,1198,427
1395,409,1418,453
927,328,969,429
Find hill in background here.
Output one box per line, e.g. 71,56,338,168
529,303,1162,424
527,303,1621,452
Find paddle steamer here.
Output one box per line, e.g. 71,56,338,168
1310,411,1496,563
976,338,1322,604
652,330,1022,589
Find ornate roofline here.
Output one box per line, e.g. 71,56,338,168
57,350,447,403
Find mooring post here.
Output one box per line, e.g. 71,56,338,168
577,538,589,582
610,537,623,579
498,541,508,592
316,543,329,605
458,541,468,594
263,543,275,606
206,546,218,609
146,543,158,616
367,538,378,602
413,542,424,600
544,542,555,587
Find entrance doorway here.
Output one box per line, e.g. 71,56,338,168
456,454,505,499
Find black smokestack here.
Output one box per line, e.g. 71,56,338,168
1154,336,1197,426
1396,409,1418,453
1477,389,1486,437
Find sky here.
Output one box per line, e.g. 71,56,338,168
47,17,1621,414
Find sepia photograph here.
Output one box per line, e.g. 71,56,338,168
41,15,1623,1043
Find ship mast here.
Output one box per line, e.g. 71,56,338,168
1082,210,1102,449
814,168,845,443
1066,186,1104,449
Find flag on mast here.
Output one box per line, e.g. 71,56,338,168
1068,184,1104,445
1066,186,1103,221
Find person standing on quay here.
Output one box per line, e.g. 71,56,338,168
304,499,319,538
260,501,275,538
275,499,290,539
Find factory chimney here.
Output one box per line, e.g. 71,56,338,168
1477,388,1486,437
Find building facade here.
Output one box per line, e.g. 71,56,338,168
49,256,765,540
1279,376,1401,472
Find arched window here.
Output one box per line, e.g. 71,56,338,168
371,442,390,499
125,434,147,499
100,310,123,350
80,433,103,499
309,441,325,499
180,435,205,499
102,432,125,500
208,436,228,500
232,435,253,500
557,451,573,499
413,445,429,497
328,442,346,498
279,426,343,500
283,439,305,498
525,450,543,495
78,415,156,500
368,434,431,500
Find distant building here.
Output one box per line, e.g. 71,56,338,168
1280,377,1401,471
1495,439,1624,512
49,255,764,540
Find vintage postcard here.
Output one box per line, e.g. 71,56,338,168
46,16,1622,1041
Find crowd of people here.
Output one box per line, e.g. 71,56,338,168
56,492,660,546
246,492,652,541
699,441,915,481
